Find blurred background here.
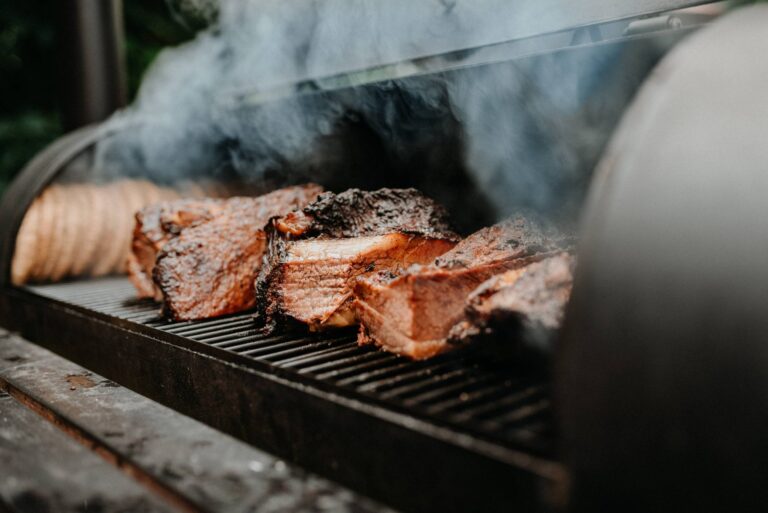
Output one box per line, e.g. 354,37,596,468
0,0,212,196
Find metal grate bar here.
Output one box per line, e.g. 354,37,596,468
335,359,432,388
81,297,141,311
123,312,165,324
212,333,292,350
276,342,362,369
239,337,319,358
400,372,502,408
451,385,545,422
192,326,262,344
259,338,352,363
162,317,256,336
142,320,172,328
323,355,406,383
423,379,526,415
495,399,550,428
303,351,396,378
355,358,464,394
377,367,477,401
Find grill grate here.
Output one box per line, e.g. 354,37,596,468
30,277,555,457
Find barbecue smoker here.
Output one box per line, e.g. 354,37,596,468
2,2,767,512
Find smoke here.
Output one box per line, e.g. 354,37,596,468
446,45,652,226
88,0,674,231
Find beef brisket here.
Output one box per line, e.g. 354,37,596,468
127,198,224,299
354,216,571,359
257,188,458,331
449,253,575,357
147,184,322,320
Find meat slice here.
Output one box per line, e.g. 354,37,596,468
257,188,459,331
148,184,323,320
449,253,575,358
354,216,571,359
13,180,191,286
127,198,224,299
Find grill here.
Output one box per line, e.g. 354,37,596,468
0,3,732,512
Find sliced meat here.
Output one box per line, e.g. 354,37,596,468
13,180,185,285
152,184,323,320
449,253,576,357
353,216,571,359
262,234,456,330
127,198,224,299
257,188,459,331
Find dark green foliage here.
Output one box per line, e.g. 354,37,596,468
0,1,59,192
0,1,206,195
123,1,210,100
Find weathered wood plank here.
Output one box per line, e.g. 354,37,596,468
0,389,174,513
0,328,393,513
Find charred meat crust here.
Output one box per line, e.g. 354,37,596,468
254,223,290,331
127,198,223,299
150,184,323,321
274,188,459,240
449,253,576,357
153,219,267,320
433,215,572,270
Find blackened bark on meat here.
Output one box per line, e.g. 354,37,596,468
276,188,459,239
128,198,224,299
254,223,290,332
151,184,323,320
449,253,576,362
434,215,572,270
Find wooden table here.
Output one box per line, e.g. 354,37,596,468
0,327,394,513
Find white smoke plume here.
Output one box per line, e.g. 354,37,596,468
90,0,675,230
